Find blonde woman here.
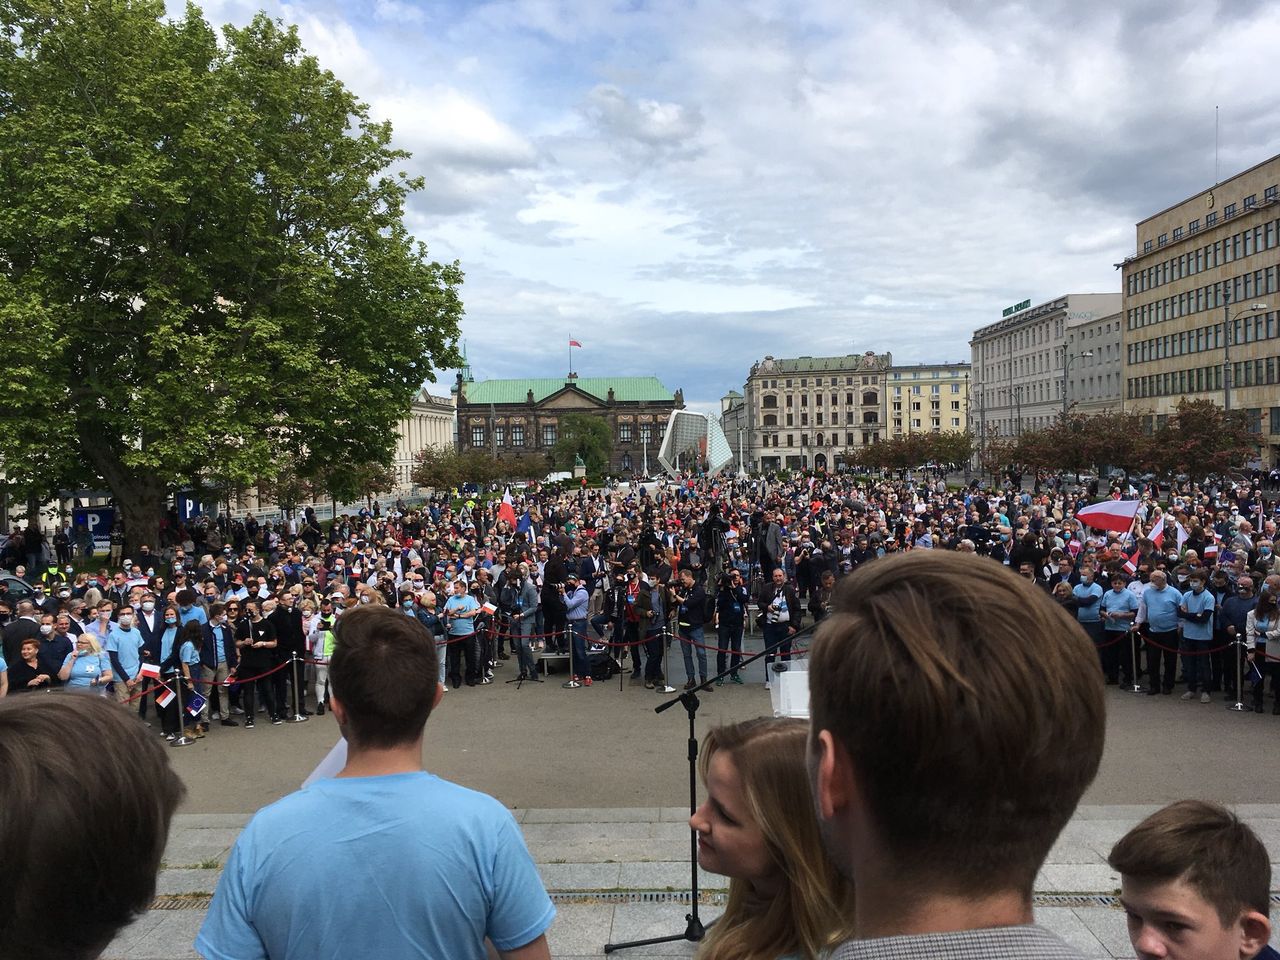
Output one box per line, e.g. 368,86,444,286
58,633,113,694
690,717,855,960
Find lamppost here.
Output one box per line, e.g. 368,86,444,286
1062,349,1094,418
1223,299,1269,411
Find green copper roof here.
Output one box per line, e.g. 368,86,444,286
462,377,675,405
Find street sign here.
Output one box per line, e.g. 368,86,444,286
72,507,115,553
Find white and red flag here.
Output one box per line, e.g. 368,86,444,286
1075,499,1141,533
497,488,517,528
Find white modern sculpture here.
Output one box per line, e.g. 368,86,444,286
657,410,734,478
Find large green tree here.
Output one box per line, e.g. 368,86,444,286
552,414,612,474
0,1,462,551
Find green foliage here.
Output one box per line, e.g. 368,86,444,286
0,1,462,548
411,446,549,491
552,414,612,474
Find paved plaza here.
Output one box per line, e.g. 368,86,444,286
105,662,1280,959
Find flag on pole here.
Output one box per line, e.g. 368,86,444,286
516,510,533,535
568,339,583,348
155,685,175,708
1075,499,1142,533
497,487,517,528
1147,515,1164,549
138,663,161,680
1176,521,1189,552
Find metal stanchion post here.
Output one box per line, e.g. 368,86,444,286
563,625,581,688
171,674,193,747
1227,640,1248,712
288,654,308,723
658,626,676,694
1127,629,1144,693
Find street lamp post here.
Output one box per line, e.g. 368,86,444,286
1062,349,1095,418
1223,298,1269,412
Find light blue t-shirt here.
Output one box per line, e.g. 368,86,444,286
1142,584,1183,632
443,593,481,636
1100,588,1139,632
1181,587,1216,641
105,626,144,680
1072,581,1104,623
196,772,554,960
61,650,110,689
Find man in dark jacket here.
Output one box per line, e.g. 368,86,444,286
268,593,307,717
201,602,240,726
672,569,712,691
757,567,801,690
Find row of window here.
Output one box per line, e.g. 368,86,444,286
1126,265,1278,330
1126,355,1280,401
891,370,962,379
761,411,879,427
1134,210,1280,289
893,418,962,430
760,432,873,448
1127,311,1280,367
893,400,963,412
761,392,878,409
891,383,963,395
758,375,879,389
469,423,654,447
1142,189,1278,256
976,319,1067,356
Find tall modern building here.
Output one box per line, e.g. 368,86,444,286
1063,310,1124,417
970,293,1122,447
742,351,891,472
886,362,971,437
1120,152,1280,464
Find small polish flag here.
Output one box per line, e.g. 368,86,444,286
497,488,517,528
155,686,175,708
481,601,497,615
568,339,583,348
1147,516,1164,549
138,663,161,679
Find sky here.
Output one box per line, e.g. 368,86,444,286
168,0,1280,413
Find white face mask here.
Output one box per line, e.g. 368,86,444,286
39,624,53,635
118,615,134,628
142,601,155,612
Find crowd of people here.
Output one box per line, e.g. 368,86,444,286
2,467,1280,732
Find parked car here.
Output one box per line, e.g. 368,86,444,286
0,573,35,601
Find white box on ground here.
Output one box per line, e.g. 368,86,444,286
769,659,810,718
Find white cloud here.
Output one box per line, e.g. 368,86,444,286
373,0,426,25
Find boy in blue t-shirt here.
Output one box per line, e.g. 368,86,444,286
1178,570,1216,702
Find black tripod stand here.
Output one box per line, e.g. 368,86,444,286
603,620,819,954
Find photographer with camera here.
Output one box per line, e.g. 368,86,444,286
711,568,749,685
672,568,712,692
757,567,801,691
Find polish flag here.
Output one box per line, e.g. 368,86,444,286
155,686,175,708
1147,516,1164,549
1075,499,1141,533
497,488,517,528
1176,521,1189,552
138,663,161,679
569,339,583,348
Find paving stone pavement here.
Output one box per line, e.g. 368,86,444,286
105,804,1280,959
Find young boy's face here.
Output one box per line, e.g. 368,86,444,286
1120,875,1271,960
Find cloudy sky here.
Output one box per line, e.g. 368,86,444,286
170,0,1280,412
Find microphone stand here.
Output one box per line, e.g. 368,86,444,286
604,618,820,954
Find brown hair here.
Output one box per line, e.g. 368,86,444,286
697,718,856,960
0,694,185,960
1108,799,1271,925
329,605,438,749
809,550,1104,896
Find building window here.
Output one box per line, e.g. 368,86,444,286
1206,211,1217,226
471,426,485,446
786,414,794,426
763,414,777,427
787,435,794,447
511,424,525,446
1144,240,1153,252
862,391,878,405
1158,233,1168,246
621,453,632,471
619,423,632,443
542,424,556,446
1244,194,1256,210
1173,226,1183,240
862,411,878,423
1190,218,1200,233
495,426,505,446
815,377,822,386
1224,203,1236,219
761,394,777,408
640,424,651,443
1266,185,1278,202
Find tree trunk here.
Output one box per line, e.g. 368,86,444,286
117,484,166,559
26,493,40,533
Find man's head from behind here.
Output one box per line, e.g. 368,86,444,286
1108,800,1272,960
0,694,185,960
808,550,1104,901
329,605,440,750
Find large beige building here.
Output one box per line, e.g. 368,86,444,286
1062,310,1124,417
886,362,971,437
743,352,891,472
970,293,1123,446
1121,153,1280,464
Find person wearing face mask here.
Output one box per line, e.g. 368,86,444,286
200,602,239,726
269,592,308,717
31,583,58,618
1072,565,1106,657
234,599,279,726
1137,570,1183,696
105,608,145,706
59,632,113,695
38,614,74,683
